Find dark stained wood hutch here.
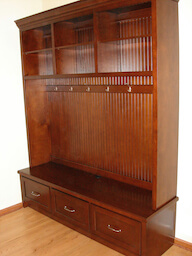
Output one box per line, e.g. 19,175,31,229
15,0,179,255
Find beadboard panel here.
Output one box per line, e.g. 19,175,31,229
50,92,153,184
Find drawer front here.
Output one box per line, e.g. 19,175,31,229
22,177,51,212
91,205,141,255
52,189,89,230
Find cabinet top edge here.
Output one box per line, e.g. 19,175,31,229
15,0,151,30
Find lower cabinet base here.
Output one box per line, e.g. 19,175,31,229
19,173,177,256
146,202,176,256
24,203,175,256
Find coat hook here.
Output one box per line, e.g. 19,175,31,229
86,87,91,92
105,86,110,92
127,86,132,93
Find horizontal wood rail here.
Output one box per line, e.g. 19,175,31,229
46,85,153,94
24,71,153,80
99,34,152,43
55,42,94,50
51,156,153,190
23,48,52,55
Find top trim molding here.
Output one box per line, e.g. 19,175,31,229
15,0,151,30
15,0,179,30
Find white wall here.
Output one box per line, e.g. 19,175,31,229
42,0,76,11
176,0,192,243
0,0,192,244
0,0,43,210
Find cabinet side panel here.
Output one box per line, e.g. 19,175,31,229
25,80,51,166
154,0,179,208
146,201,176,256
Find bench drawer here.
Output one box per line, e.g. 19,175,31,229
22,177,51,212
52,189,89,230
91,205,141,255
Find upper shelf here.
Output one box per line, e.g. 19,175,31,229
20,2,153,78
54,14,94,47
22,25,52,53
97,4,152,42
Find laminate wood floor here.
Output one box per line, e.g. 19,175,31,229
0,207,191,256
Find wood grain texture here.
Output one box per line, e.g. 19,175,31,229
22,25,52,52
0,207,187,256
18,164,177,256
55,44,95,74
18,162,153,220
174,238,192,252
23,50,53,76
22,177,51,213
146,201,176,256
163,246,192,256
25,71,153,79
15,0,180,254
24,80,51,167
0,203,23,217
97,7,153,73
15,0,152,30
0,207,124,256
45,74,153,85
153,0,179,209
50,92,153,187
151,0,158,211
52,189,90,230
90,205,141,255
54,15,95,75
46,85,153,94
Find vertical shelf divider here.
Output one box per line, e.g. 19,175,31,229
51,23,57,75
93,12,99,74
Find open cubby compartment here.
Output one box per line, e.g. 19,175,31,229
97,3,152,42
98,38,153,73
23,50,53,76
55,44,95,74
22,25,52,52
54,14,94,47
97,3,152,73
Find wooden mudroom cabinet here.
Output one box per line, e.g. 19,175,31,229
15,0,179,255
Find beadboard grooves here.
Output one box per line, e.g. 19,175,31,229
15,0,179,254
50,92,153,185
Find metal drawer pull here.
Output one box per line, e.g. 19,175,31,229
107,225,122,233
64,205,76,213
31,191,41,197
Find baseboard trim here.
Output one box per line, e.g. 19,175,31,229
175,238,192,252
0,203,23,217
